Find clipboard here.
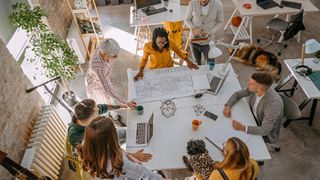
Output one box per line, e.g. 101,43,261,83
191,33,210,43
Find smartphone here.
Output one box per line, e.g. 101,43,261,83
204,111,218,121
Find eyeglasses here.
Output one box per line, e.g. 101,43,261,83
156,41,168,46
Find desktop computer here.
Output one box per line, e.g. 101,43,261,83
135,0,167,16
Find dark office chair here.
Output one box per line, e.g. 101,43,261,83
257,9,305,56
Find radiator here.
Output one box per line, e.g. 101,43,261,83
20,105,67,180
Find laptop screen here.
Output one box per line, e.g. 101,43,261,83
147,113,154,143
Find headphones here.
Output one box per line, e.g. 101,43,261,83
295,65,312,76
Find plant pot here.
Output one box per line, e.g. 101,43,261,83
62,91,77,106
313,57,320,63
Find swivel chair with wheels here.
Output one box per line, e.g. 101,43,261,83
258,9,305,56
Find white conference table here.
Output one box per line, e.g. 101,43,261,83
130,0,188,27
224,0,319,45
126,64,270,170
275,58,320,126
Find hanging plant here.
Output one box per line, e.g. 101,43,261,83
10,3,78,82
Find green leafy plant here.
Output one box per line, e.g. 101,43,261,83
315,50,320,59
10,3,78,85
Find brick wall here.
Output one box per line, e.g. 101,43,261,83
37,0,73,39
0,39,45,179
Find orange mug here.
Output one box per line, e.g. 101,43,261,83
192,119,202,131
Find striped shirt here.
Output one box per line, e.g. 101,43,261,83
86,49,126,104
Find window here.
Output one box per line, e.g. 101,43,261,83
6,28,55,103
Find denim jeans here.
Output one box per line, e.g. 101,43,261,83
191,43,215,65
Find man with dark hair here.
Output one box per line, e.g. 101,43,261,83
68,99,152,162
68,99,129,147
224,72,283,143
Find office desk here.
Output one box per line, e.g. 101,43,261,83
224,0,319,45
275,58,320,126
126,64,270,170
130,0,188,27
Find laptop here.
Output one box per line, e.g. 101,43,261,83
206,69,230,95
127,112,154,147
256,0,279,10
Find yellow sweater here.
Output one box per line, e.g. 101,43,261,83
209,160,259,180
140,38,187,69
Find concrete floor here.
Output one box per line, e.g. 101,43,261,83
59,1,320,179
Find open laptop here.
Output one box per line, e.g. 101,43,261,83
127,112,154,147
206,69,230,95
256,0,279,10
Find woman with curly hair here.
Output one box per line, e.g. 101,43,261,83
134,27,198,80
77,116,162,179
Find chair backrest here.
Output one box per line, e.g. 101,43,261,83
162,20,184,49
65,137,84,180
279,93,301,120
283,9,305,41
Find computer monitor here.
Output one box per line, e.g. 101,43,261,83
135,0,162,10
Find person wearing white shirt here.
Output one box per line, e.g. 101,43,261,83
185,0,224,65
223,72,284,143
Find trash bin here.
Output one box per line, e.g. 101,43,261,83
110,0,120,5
95,0,107,6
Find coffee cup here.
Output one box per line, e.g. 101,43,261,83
136,105,144,115
192,119,202,131
208,61,215,70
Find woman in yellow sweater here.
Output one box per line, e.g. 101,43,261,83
134,27,198,80
209,137,259,180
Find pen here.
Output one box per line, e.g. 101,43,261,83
205,136,223,152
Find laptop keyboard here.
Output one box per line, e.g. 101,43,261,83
136,123,146,144
144,7,167,16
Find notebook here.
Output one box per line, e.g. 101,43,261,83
127,112,154,147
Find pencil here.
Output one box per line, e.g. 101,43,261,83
205,136,223,152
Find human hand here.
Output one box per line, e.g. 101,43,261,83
127,153,142,165
223,106,232,117
131,149,153,162
134,71,144,81
186,60,199,69
192,28,202,36
126,102,137,109
232,120,246,132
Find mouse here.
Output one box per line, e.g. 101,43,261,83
169,9,173,12
194,93,203,99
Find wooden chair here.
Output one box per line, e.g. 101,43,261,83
162,21,190,66
65,138,83,180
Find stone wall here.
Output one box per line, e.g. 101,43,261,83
0,39,45,179
37,0,73,39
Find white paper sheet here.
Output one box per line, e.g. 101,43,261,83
192,74,210,90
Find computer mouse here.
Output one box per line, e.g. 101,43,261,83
169,9,173,12
194,93,203,99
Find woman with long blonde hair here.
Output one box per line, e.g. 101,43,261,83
77,116,162,179
209,137,259,180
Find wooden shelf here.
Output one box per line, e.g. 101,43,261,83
67,0,104,58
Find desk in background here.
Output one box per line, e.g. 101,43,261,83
224,0,319,45
126,64,270,170
276,58,320,126
130,0,188,27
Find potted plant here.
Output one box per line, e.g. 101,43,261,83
314,50,320,63
10,3,79,106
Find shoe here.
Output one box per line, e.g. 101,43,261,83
182,156,193,172
257,161,264,166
